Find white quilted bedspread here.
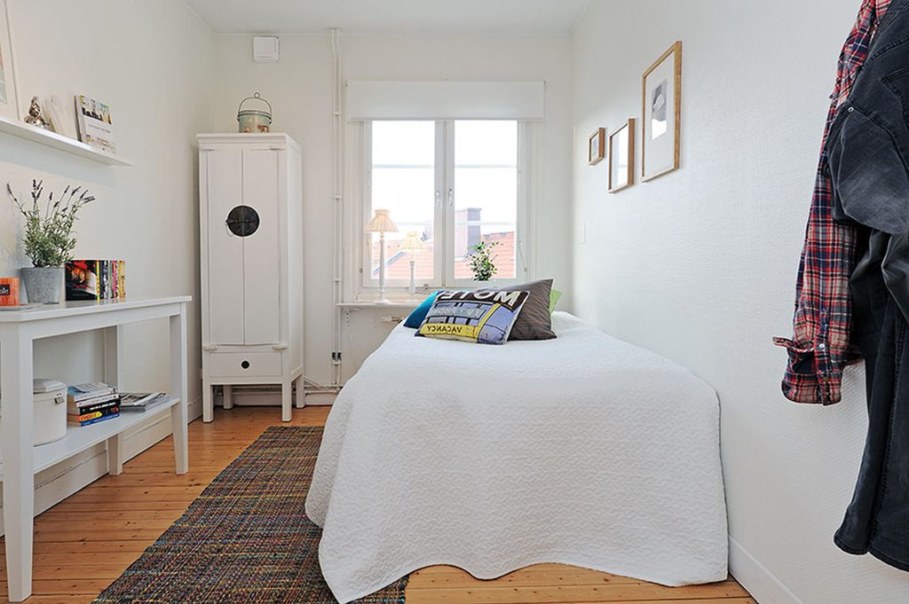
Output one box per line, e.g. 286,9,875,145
306,312,728,603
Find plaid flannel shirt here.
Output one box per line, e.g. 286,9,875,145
774,0,892,404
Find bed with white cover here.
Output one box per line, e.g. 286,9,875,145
306,312,728,603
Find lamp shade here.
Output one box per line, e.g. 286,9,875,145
365,209,398,233
399,231,425,253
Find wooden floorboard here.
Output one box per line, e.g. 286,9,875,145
0,406,752,604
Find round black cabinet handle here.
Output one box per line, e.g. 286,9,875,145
226,205,260,237
241,360,250,369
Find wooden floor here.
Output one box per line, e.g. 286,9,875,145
1,407,754,604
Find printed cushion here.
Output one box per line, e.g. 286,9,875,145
417,290,530,345
403,291,440,328
480,279,556,340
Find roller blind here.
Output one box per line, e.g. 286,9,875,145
346,81,545,121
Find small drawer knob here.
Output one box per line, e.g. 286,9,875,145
241,360,250,369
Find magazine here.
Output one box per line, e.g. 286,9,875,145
119,392,176,412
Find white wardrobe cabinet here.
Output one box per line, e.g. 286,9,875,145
197,133,304,422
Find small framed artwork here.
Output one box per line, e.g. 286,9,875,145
0,0,19,121
642,41,682,181
608,118,635,193
588,127,606,165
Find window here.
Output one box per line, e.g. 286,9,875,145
363,119,527,293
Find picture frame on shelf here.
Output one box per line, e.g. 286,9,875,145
75,94,117,153
642,41,682,181
588,127,606,166
608,118,635,193
0,0,19,121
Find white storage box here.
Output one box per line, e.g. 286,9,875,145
33,379,68,445
1,378,68,446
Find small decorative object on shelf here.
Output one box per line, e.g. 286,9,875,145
7,180,95,304
23,96,51,129
75,94,116,153
42,95,74,138
0,276,19,306
468,240,499,281
237,92,272,133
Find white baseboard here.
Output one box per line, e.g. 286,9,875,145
304,392,336,406
223,391,336,406
729,535,802,604
0,397,202,537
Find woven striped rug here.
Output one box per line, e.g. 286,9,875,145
94,426,407,603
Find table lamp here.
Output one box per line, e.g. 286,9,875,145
399,231,425,298
365,209,398,304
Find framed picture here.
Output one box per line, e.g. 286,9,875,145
0,0,19,121
608,118,635,193
588,127,605,165
642,41,682,181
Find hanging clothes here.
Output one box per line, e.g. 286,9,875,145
824,0,909,570
774,0,893,404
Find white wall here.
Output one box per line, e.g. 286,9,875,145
209,32,573,384
0,0,212,513
572,1,907,603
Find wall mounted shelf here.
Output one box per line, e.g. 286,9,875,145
0,114,134,166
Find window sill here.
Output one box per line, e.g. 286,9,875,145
337,301,421,309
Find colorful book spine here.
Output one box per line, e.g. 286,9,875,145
65,260,126,301
68,406,120,426
72,412,120,427
67,398,120,415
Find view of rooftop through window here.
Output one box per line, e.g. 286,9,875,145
369,120,518,285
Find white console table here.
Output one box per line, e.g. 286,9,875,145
0,296,190,602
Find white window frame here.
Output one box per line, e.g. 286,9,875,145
357,119,532,298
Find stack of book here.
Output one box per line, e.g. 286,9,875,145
67,382,120,427
65,260,126,301
119,392,176,413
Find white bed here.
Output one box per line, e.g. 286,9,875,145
306,312,728,603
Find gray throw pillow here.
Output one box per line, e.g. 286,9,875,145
480,279,556,340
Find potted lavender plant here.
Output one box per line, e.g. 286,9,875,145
7,180,95,304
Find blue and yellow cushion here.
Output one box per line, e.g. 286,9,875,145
416,290,530,345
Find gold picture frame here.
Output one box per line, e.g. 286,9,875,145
588,127,606,166
642,41,682,181
608,118,635,193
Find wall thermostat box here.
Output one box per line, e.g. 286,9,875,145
253,36,280,63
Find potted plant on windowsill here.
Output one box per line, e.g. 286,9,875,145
7,180,95,304
467,240,499,282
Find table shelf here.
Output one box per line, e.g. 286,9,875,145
0,398,180,477
0,114,134,166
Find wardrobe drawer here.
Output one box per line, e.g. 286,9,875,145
208,352,283,377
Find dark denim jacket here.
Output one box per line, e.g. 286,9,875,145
827,0,909,321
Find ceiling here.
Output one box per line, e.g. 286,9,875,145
183,0,591,34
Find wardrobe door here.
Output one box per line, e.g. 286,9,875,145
206,148,245,345
241,149,281,345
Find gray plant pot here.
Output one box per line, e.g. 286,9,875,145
21,266,64,304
